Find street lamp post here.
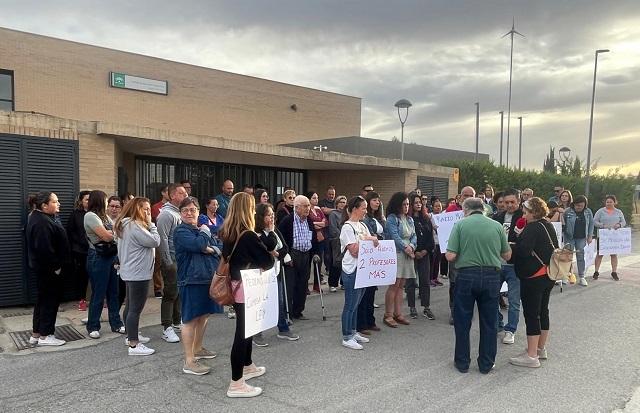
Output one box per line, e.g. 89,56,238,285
585,49,610,198
394,99,412,161
475,102,479,162
518,116,523,170
499,111,504,166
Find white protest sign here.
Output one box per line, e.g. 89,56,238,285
433,211,465,251
241,266,279,338
583,240,597,269
355,240,397,289
598,228,632,255
551,222,563,246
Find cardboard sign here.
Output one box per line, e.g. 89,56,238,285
598,228,632,256
583,240,597,269
241,267,279,338
433,211,465,251
551,222,564,246
354,240,398,289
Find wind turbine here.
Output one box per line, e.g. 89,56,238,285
502,18,524,168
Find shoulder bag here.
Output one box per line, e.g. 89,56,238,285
209,230,250,305
331,223,357,268
532,222,574,281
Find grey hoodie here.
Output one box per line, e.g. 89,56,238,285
157,202,181,266
117,218,160,281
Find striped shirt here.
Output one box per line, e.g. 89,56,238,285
293,213,313,252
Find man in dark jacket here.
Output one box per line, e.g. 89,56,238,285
492,188,523,345
278,195,317,320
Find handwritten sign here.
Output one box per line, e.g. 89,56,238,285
433,211,465,251
583,240,597,269
355,240,397,289
551,222,564,246
598,228,632,255
241,267,279,338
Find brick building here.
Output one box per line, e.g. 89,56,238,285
0,27,467,306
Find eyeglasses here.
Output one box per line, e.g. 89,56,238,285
180,208,199,214
287,196,295,200
108,204,121,209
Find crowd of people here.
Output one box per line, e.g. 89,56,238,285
23,178,627,397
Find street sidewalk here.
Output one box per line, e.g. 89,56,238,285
1,252,638,355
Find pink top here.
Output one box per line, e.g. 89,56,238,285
231,280,244,303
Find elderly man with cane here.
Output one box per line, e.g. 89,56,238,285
278,195,317,320
446,197,511,374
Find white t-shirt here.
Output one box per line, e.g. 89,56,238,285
340,221,370,274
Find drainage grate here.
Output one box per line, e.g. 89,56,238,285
9,325,85,351
2,310,33,318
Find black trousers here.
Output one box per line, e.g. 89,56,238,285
357,286,377,330
285,249,311,318
406,253,431,308
231,303,253,381
520,276,556,336
71,251,88,300
123,280,149,342
32,268,62,336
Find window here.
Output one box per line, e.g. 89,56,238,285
0,69,14,111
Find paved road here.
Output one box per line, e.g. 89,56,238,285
1,254,639,413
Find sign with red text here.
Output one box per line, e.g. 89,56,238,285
355,240,397,288
433,211,465,251
241,267,279,338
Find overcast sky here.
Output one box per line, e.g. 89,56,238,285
1,0,638,174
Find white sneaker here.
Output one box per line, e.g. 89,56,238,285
38,335,66,346
353,333,370,343
330,287,337,292
89,331,100,339
579,277,588,287
128,343,155,356
125,333,151,346
342,338,363,350
81,317,88,324
162,327,180,343
503,331,515,344
29,336,39,345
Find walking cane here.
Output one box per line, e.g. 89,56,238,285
280,262,292,325
313,254,327,321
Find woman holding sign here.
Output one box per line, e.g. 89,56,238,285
174,197,223,375
593,195,626,281
340,196,379,350
220,192,275,398
384,192,417,328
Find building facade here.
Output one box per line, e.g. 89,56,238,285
0,27,461,306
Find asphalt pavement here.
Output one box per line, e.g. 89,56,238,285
1,253,639,412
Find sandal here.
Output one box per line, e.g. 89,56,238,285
383,314,398,328
394,314,410,325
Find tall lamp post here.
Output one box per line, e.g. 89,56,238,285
394,99,412,161
518,116,523,170
585,49,609,198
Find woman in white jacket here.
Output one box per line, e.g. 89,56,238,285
114,197,161,356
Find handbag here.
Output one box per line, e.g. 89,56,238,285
330,223,357,268
532,222,574,281
93,241,118,257
209,230,250,305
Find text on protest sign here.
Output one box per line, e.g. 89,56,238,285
551,222,564,246
355,240,397,289
241,267,279,338
583,240,597,269
433,211,465,251
598,228,632,256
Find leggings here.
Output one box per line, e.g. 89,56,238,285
231,303,253,381
123,280,150,342
520,276,555,336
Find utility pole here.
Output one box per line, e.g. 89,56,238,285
475,102,479,162
499,111,504,166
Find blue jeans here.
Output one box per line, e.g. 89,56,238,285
497,265,520,333
86,249,123,333
341,270,365,340
567,238,587,276
453,267,501,373
277,273,289,333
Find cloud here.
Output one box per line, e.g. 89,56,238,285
0,0,639,173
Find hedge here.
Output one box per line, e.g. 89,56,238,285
442,160,636,223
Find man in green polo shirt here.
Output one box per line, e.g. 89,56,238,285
446,197,511,374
